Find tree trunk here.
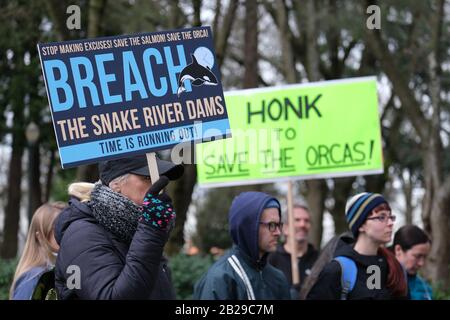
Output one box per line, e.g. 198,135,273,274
427,185,450,286
244,0,258,89
330,177,355,234
364,0,449,287
305,180,327,248
276,0,297,83
215,0,239,69
1,36,27,258
212,0,221,38
1,136,24,259
88,0,107,38
420,0,447,287
165,164,197,255
400,170,414,225
192,0,202,27
45,0,72,41
304,0,320,82
28,142,42,225
169,0,180,29
44,149,56,202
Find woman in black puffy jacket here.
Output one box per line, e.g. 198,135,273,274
54,156,183,300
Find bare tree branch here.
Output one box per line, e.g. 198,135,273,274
244,0,258,88
192,0,202,27
263,0,304,56
276,0,297,83
88,0,108,38
304,0,320,81
229,52,270,86
215,0,239,69
212,0,221,41
45,0,71,41
380,92,395,124
365,27,429,142
342,39,358,65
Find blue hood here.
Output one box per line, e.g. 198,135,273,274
229,192,281,263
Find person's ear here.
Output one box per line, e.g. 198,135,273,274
394,244,403,257
35,231,42,243
109,181,121,193
358,223,367,235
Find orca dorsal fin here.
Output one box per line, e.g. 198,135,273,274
191,54,199,65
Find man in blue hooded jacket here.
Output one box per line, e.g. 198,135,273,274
193,192,291,300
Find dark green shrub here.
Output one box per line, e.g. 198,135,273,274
433,278,450,300
0,258,18,300
169,253,214,300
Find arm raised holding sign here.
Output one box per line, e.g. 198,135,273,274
53,155,184,300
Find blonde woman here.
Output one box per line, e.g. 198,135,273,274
10,202,66,299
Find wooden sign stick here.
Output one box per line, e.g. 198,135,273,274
146,152,160,184
287,180,300,285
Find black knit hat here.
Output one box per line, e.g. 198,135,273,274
99,155,184,185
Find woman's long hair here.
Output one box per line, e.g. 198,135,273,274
378,246,408,297
9,202,66,298
371,203,408,297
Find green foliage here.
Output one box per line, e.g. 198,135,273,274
432,266,450,300
192,188,233,253
50,167,77,202
169,253,214,300
433,284,450,300
0,258,18,300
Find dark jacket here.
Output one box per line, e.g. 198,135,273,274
306,240,392,300
193,192,291,300
268,243,319,289
54,198,175,300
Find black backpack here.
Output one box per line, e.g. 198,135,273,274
31,268,58,300
300,232,356,300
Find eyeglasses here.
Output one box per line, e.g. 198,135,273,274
259,221,283,232
366,215,397,223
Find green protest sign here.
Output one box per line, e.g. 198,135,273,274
196,77,383,187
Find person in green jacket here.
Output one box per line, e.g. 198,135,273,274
193,191,291,300
393,225,433,300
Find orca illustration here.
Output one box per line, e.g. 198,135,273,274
177,54,218,96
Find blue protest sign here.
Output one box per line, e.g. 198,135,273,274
38,27,230,168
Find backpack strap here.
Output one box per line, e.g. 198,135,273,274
31,268,57,300
333,256,357,300
227,254,255,300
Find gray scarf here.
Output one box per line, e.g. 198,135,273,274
88,183,142,244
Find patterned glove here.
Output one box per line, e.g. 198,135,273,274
138,176,176,231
